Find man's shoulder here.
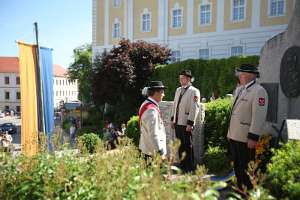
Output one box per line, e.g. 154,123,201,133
253,83,267,94
188,85,200,93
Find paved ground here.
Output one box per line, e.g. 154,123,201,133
0,116,21,152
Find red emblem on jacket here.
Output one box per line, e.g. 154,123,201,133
258,98,265,106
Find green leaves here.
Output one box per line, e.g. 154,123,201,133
266,141,300,199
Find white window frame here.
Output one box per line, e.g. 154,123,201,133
199,48,210,60
113,0,121,8
141,8,151,32
112,18,121,39
268,0,285,17
199,1,212,26
231,0,246,22
171,3,183,29
231,46,243,57
171,50,181,63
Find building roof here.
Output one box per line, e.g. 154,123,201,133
53,64,67,77
0,57,67,77
0,57,19,73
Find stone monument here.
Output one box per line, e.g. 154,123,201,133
159,101,205,164
259,0,300,140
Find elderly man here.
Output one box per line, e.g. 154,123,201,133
227,64,268,189
139,81,167,161
171,70,201,172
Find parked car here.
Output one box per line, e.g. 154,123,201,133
0,123,17,134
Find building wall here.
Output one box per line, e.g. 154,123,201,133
0,73,20,112
133,0,159,39
53,76,79,108
0,72,79,111
92,0,295,61
193,0,217,34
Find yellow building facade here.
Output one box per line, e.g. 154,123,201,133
93,0,295,61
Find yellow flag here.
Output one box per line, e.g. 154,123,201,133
18,42,38,156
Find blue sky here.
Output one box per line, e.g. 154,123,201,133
0,0,92,68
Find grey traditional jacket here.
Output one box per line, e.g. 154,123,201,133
171,85,201,126
227,80,268,143
139,99,167,156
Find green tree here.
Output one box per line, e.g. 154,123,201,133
68,44,93,104
92,39,171,123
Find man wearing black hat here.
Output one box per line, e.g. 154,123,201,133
227,64,268,189
171,70,201,172
139,81,167,161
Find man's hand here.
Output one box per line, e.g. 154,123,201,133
247,139,257,149
171,122,175,129
186,125,193,133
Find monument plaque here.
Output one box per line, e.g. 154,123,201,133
261,83,279,123
286,119,300,140
280,46,300,98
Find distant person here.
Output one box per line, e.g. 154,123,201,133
69,120,77,148
171,70,201,173
1,131,13,152
227,64,268,190
139,81,167,162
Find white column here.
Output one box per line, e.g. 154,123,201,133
92,0,97,45
164,0,169,44
127,0,134,41
104,0,109,47
187,0,193,35
158,0,165,42
252,0,260,29
216,0,224,32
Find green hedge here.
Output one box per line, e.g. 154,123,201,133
126,115,140,146
204,98,232,150
266,141,300,199
151,56,259,100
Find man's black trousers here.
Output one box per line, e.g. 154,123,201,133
175,125,195,172
229,139,255,189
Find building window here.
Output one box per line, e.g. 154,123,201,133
16,106,20,112
16,77,20,85
16,92,21,100
5,106,9,110
5,92,10,100
112,20,121,39
199,49,210,60
141,10,151,32
171,50,181,62
232,0,245,22
4,76,9,85
113,0,121,7
231,46,243,56
172,8,183,28
200,4,211,25
56,91,58,96
269,0,285,17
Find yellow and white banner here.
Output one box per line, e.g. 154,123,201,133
18,42,39,156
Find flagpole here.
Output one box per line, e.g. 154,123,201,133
34,22,46,136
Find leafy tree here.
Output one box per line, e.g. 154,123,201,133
92,39,171,123
68,44,93,104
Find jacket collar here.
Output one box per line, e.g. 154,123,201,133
147,97,159,107
245,79,256,89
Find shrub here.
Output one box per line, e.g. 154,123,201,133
151,56,259,100
77,126,100,137
78,133,100,154
266,141,300,199
204,98,232,149
0,140,221,200
203,146,231,176
126,115,140,146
